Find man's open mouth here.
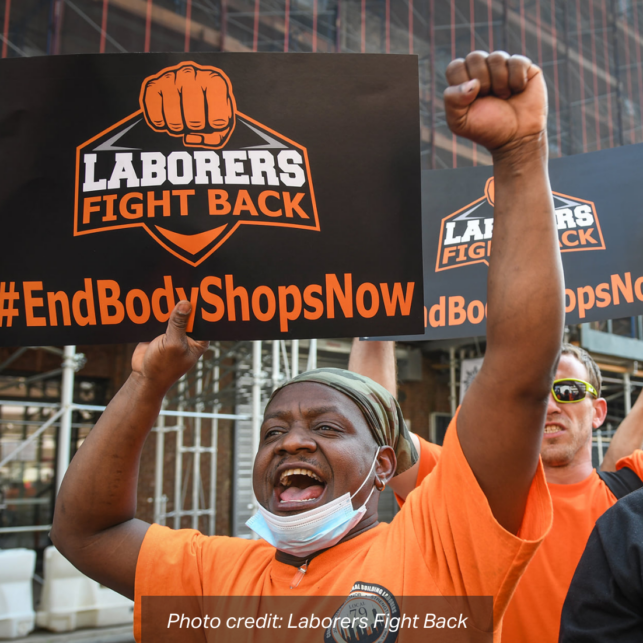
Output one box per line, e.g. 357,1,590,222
276,467,326,504
544,424,565,435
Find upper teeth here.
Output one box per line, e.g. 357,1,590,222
279,468,322,487
544,426,561,433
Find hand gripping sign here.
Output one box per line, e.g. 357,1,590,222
76,62,319,267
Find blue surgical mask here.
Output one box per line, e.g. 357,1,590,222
246,449,380,558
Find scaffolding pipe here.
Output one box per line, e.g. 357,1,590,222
624,372,632,414
192,357,203,530
449,346,457,416
153,399,166,526
272,340,281,390
307,339,318,371
209,343,220,535
56,345,76,495
251,341,262,525
174,376,186,530
292,340,299,377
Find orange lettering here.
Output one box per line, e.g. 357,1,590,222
577,286,595,319
102,194,118,222
47,291,71,326
252,286,277,322
429,297,446,328
611,272,633,305
595,283,611,308
356,283,380,318
467,300,485,324
172,189,195,216
579,228,597,245
151,276,176,322
208,189,231,215
448,296,466,325
200,277,225,322
283,192,309,219
72,278,97,326
97,280,125,324
225,275,250,321
562,230,579,247
23,282,46,327
147,190,171,217
380,282,414,316
565,288,576,313
326,274,353,319
278,285,302,332
233,190,259,217
303,285,324,320
83,196,102,224
120,193,144,219
125,289,151,324
258,191,283,217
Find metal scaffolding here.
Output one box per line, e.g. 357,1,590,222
0,339,319,547
3,0,643,170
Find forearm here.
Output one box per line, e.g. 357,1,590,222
348,339,397,396
602,392,643,471
52,373,163,544
486,135,563,394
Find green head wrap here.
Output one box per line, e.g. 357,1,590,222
269,367,418,476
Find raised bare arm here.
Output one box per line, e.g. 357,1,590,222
601,389,643,471
449,52,564,533
348,339,421,497
50,302,208,599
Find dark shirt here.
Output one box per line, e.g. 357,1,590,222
559,487,643,642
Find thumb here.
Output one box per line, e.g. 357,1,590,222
166,301,191,345
444,79,480,130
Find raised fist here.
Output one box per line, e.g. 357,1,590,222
140,62,236,149
444,51,547,152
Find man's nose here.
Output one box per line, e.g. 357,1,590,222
547,391,561,414
275,426,317,453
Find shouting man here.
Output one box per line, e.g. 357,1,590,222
52,51,563,642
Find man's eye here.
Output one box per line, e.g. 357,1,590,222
264,428,283,440
316,424,338,433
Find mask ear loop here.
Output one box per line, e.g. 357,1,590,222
350,447,381,502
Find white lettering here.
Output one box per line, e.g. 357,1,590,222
82,154,107,192
460,219,484,243
223,151,249,184
141,152,166,186
278,150,306,187
194,151,223,184
248,150,280,186
107,153,140,189
444,221,461,245
574,204,594,227
555,208,576,230
167,151,194,185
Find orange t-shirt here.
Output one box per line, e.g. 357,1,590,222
408,435,643,643
134,420,552,643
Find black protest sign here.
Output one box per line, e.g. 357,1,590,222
376,144,643,342
0,53,423,346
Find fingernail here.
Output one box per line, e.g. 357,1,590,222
462,80,476,93
177,301,191,315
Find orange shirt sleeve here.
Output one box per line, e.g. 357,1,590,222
134,525,264,642
616,448,643,479
397,415,553,630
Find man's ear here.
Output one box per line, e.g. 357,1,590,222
592,397,608,429
375,446,397,486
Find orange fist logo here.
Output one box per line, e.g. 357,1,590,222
140,62,236,149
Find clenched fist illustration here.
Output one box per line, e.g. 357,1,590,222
140,62,236,149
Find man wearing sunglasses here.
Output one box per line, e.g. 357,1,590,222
354,339,643,643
